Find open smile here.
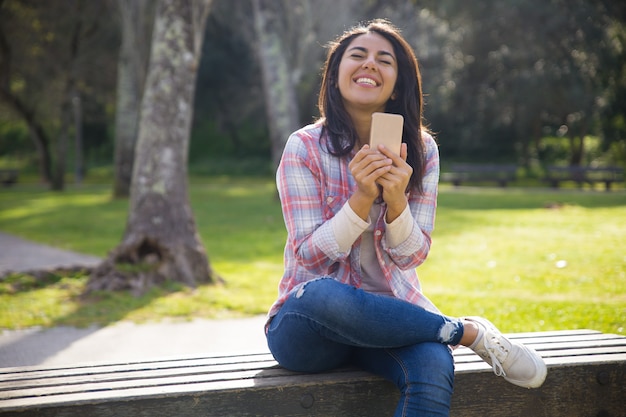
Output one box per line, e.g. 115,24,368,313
354,76,380,87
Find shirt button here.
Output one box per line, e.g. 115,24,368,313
375,230,382,236
326,196,333,204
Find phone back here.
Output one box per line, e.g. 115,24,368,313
369,112,404,155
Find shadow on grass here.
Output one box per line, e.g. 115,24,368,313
0,269,189,367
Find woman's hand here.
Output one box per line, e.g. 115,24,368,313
348,144,393,220
376,143,412,222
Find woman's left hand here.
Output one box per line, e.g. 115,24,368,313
376,143,412,222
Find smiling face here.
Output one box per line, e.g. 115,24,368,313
337,32,398,116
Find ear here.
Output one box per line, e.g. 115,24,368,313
391,91,398,100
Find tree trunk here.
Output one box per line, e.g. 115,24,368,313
251,0,299,169
50,7,84,191
112,0,153,198
568,117,589,166
27,122,54,184
73,92,84,184
88,0,217,295
51,95,71,190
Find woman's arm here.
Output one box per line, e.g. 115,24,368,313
277,133,351,274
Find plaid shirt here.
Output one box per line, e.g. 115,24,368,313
267,121,441,322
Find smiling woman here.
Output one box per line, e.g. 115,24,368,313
265,19,547,417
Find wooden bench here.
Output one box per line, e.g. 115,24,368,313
0,330,624,417
441,164,517,187
544,165,624,191
0,169,18,187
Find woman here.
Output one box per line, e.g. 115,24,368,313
266,19,546,416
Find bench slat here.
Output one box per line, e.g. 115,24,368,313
0,360,280,391
0,353,276,381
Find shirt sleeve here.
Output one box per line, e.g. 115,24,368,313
277,132,351,275
384,204,413,248
332,202,370,253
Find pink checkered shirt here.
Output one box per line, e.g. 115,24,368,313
267,121,441,323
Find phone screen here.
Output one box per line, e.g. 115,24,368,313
369,112,404,155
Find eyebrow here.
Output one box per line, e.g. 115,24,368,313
348,46,396,61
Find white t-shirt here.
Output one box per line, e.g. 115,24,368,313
331,201,413,295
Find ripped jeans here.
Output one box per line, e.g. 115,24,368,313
266,278,464,417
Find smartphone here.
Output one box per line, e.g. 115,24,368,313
369,112,404,155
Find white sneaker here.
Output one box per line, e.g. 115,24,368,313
465,317,547,389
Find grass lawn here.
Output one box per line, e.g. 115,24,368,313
0,179,625,335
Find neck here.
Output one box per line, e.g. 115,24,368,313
353,114,372,148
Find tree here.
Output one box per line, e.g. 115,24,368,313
112,0,154,198
251,0,300,169
249,0,373,167
88,0,218,294
418,0,624,167
0,0,116,188
0,0,57,184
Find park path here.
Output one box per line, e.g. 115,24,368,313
0,232,101,275
0,232,268,368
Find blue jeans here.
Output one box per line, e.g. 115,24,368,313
266,278,464,417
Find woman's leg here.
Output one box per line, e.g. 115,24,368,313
267,292,355,372
354,344,455,417
268,277,546,389
267,277,463,372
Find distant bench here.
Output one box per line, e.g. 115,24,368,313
1,330,624,417
0,169,18,187
544,165,624,191
441,163,517,187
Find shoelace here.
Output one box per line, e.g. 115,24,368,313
481,334,508,377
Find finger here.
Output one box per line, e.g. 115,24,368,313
378,144,405,164
400,143,408,161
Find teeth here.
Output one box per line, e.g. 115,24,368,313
356,77,377,86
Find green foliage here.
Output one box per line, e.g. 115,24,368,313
0,121,36,174
0,121,30,157
422,0,626,166
607,141,626,169
535,135,611,167
0,180,624,334
2,1,625,179
189,118,270,160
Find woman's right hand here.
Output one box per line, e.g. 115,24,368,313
347,144,392,220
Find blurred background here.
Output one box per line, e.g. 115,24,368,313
1,0,624,186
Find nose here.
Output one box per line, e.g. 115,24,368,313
362,56,377,71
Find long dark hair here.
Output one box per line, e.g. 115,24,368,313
318,19,430,193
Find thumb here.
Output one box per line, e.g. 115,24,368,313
400,142,408,161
